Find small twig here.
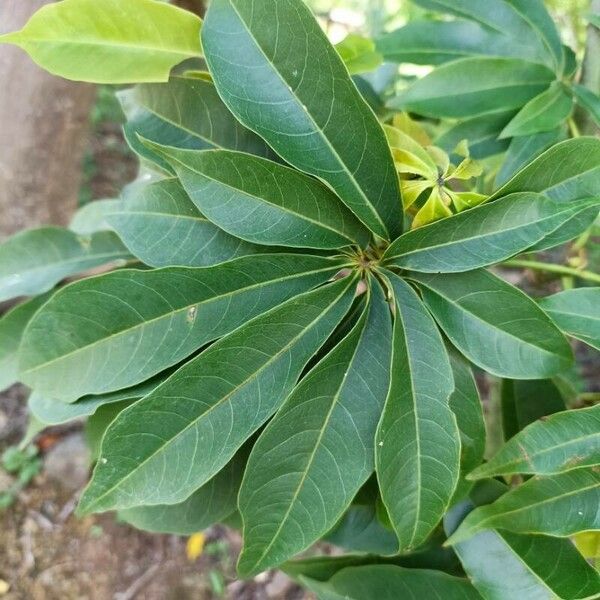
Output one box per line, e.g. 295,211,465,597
503,259,600,284
113,563,161,600
57,489,80,523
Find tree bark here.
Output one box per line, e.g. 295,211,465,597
0,0,96,240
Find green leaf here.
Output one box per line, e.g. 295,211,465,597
237,280,392,575
28,374,167,427
150,147,371,249
19,254,345,400
119,448,246,534
471,405,600,480
572,84,600,127
318,565,482,600
448,350,486,479
436,111,515,160
0,295,49,392
501,379,566,440
500,83,573,139
121,76,274,172
411,270,573,379
78,276,357,514
389,58,554,119
493,137,600,250
202,0,402,239
335,34,383,75
376,272,460,552
540,288,600,351
445,497,600,600
495,127,566,187
70,199,122,235
377,20,546,66
0,228,130,303
448,469,600,544
325,503,399,556
410,0,562,71
0,0,202,83
384,193,599,273
107,178,264,267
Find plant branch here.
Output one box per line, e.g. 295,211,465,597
503,259,600,284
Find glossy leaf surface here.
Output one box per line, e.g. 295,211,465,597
376,272,460,552
0,228,130,302
152,147,371,249
389,58,554,119
500,83,573,139
20,255,344,400
119,450,246,535
0,295,49,392
78,277,357,513
238,282,392,575
202,0,402,239
385,193,598,273
471,405,600,479
412,270,573,379
108,178,264,267
0,0,202,83
540,288,600,351
449,469,600,544
446,499,600,600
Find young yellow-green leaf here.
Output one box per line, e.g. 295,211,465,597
540,288,600,351
0,228,130,303
376,272,460,552
19,254,345,400
492,137,600,250
573,84,600,127
150,147,371,249
501,379,566,441
121,76,274,173
377,20,547,66
78,277,357,514
411,270,573,379
119,449,246,535
0,0,202,84
202,0,402,239
310,565,482,600
470,405,600,480
389,58,554,119
445,498,600,600
500,83,573,139
384,193,599,273
0,295,49,392
237,281,392,576
335,34,383,75
107,178,264,268
448,469,600,545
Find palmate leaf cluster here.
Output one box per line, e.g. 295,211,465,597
0,0,599,598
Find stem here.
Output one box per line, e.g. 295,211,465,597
503,259,600,284
568,117,581,138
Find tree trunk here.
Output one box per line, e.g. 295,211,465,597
0,0,96,240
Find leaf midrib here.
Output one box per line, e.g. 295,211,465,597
21,261,345,376
245,306,368,572
223,0,387,235
83,277,356,512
